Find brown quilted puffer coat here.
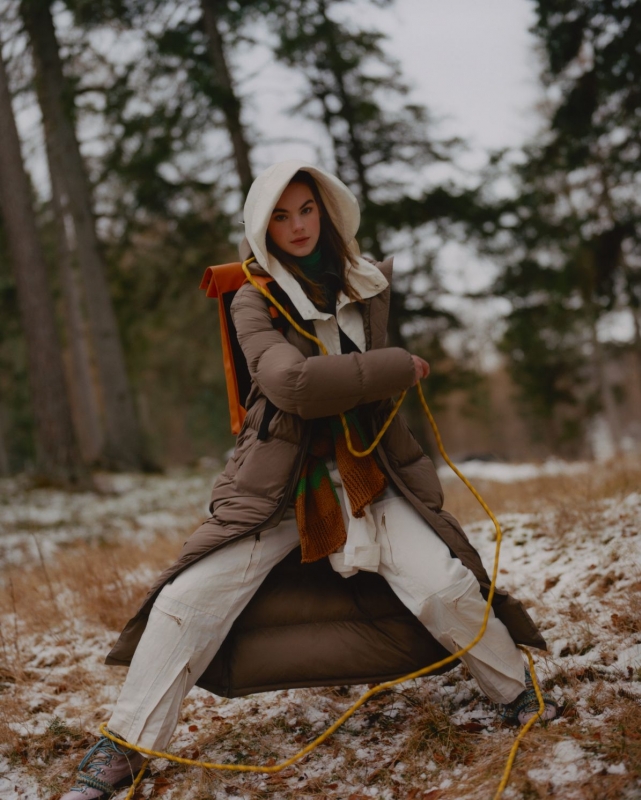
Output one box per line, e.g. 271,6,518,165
106,262,545,698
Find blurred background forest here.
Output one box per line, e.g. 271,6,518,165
0,0,640,485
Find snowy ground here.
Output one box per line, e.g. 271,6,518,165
1,460,640,800
437,458,592,484
0,471,212,570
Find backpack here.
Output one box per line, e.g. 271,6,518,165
200,262,289,435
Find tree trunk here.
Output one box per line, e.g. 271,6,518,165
630,304,641,408
47,140,103,464
318,0,383,258
0,45,85,485
200,0,254,196
0,402,9,476
620,256,641,416
590,316,622,457
599,170,641,416
21,0,144,470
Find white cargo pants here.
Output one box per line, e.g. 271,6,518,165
109,483,526,750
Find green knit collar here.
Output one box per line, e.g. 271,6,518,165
292,247,341,312
293,247,322,269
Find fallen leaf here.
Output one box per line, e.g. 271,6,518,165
153,776,172,795
455,721,484,733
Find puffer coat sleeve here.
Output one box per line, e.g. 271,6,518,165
231,282,416,419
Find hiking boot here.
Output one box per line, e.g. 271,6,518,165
500,668,558,725
60,733,145,799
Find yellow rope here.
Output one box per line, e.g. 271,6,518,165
240,258,407,456
495,646,546,799
103,257,546,799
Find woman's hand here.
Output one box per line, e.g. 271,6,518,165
411,355,430,385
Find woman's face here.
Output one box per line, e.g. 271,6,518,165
267,181,321,257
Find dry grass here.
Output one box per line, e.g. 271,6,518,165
442,454,641,526
0,530,187,637
1,460,641,799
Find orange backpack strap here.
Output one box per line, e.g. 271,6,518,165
200,262,279,434
200,262,274,300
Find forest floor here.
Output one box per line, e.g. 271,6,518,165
0,455,640,800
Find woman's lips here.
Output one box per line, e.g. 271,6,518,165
290,237,309,245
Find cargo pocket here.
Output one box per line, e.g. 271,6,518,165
375,497,410,576
241,535,264,587
158,534,265,620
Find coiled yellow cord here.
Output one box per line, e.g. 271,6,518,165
102,257,546,799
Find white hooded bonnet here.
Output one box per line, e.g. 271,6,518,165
238,160,387,321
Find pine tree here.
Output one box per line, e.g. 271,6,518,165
200,0,254,194
65,0,254,196
532,0,641,369
44,1,242,463
21,0,146,470
0,37,86,485
482,0,641,453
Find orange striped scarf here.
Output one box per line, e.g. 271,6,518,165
295,413,387,563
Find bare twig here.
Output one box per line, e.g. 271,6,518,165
31,533,60,613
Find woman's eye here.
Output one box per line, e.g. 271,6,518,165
302,206,313,215
273,214,287,222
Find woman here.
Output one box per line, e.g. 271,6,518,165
61,161,555,799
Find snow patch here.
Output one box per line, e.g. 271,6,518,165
438,458,591,483
617,644,641,670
